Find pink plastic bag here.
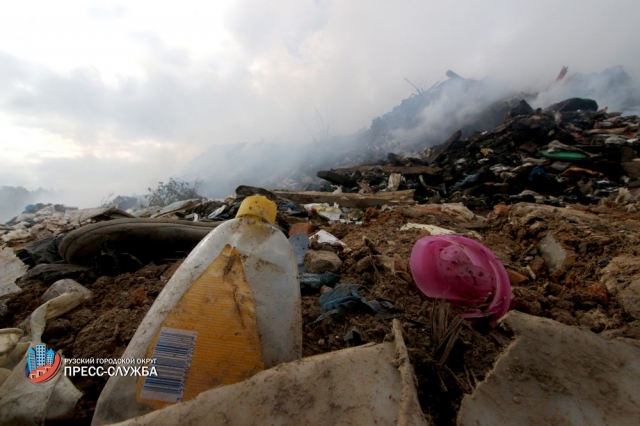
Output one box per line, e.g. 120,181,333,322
410,235,511,324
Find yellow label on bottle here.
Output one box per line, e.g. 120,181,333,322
137,244,264,409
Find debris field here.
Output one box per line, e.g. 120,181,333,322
2,94,640,425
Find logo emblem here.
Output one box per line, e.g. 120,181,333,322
24,344,62,383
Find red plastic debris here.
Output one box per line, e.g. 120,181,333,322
410,235,511,324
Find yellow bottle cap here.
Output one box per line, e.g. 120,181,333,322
236,195,277,224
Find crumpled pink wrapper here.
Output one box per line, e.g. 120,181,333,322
410,235,511,324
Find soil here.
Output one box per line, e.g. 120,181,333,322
2,202,640,425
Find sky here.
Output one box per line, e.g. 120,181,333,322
1,0,640,214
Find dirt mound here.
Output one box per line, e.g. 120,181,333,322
2,201,640,424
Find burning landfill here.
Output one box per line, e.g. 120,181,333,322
2,67,640,425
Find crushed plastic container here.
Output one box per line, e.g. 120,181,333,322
92,196,302,425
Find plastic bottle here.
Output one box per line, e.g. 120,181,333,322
92,196,301,425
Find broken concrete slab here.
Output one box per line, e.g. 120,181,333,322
458,311,640,426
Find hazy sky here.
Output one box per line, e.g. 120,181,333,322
1,0,640,210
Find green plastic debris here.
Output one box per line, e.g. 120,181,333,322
540,150,590,161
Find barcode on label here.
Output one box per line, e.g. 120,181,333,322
140,327,197,403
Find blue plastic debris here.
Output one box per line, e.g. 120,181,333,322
315,284,395,322
451,173,480,192
289,233,309,273
300,272,339,292
278,202,299,212
528,166,548,182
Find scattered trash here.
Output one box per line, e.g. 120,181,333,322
315,284,396,322
207,205,226,219
235,185,278,201
95,241,143,275
150,199,202,218
131,206,162,218
1,77,639,425
439,203,485,222
69,207,133,224
20,263,90,283
0,247,27,297
15,233,66,267
410,235,511,323
400,223,457,235
387,173,402,191
0,291,86,424
304,203,342,221
1,229,31,243
344,326,364,346
299,272,339,293
308,230,347,248
41,279,92,302
288,221,313,237
289,232,310,273
274,189,416,208
0,328,22,367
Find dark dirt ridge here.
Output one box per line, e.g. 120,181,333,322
2,199,640,425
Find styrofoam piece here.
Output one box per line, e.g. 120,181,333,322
109,320,428,426
308,230,347,248
459,311,640,425
400,223,457,235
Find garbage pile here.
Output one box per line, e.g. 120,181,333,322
315,98,640,210
0,203,132,246
2,72,640,424
2,177,640,424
